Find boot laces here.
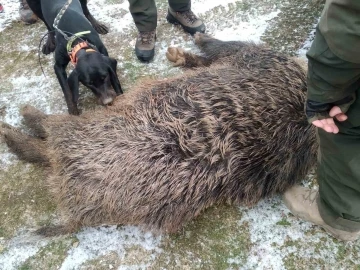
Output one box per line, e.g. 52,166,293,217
177,10,198,24
138,31,155,45
303,188,318,205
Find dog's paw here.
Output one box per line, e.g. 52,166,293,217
94,22,109,35
42,41,56,55
166,47,186,67
68,107,80,116
194,32,214,45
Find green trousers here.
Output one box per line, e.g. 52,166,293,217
307,28,360,232
128,0,191,32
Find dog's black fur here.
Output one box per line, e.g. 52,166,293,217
27,0,123,115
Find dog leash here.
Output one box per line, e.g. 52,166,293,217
53,0,73,41
52,0,98,62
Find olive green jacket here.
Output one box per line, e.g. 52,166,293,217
319,0,360,64
305,0,360,123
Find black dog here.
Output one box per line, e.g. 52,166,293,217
27,0,123,115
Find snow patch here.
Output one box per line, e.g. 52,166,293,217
297,19,319,58
0,0,20,32
86,0,135,33
192,0,243,15
238,197,312,269
1,75,65,127
238,195,353,269
60,226,162,270
0,230,50,270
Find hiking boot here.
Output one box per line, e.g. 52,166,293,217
166,8,205,35
19,0,38,25
135,30,156,62
283,185,360,242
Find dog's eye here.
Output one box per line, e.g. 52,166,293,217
101,76,105,80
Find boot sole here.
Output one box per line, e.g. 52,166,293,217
135,48,155,62
166,12,205,35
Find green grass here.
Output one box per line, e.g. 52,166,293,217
0,162,56,239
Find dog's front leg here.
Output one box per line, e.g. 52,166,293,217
54,63,80,115
80,0,109,34
43,31,56,55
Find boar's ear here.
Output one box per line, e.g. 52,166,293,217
67,69,80,103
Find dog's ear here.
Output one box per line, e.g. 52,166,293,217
67,69,80,103
103,56,117,71
103,56,123,95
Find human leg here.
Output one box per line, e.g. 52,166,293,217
283,27,360,242
167,0,205,35
128,0,157,62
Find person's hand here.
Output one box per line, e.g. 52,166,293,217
311,106,347,134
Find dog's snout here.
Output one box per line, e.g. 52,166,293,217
102,97,114,105
99,90,117,105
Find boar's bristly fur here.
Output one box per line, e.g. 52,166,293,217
0,33,317,235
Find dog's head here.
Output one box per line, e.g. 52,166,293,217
67,52,121,106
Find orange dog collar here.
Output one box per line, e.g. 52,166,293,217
69,41,96,65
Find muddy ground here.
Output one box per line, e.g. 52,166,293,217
0,0,359,269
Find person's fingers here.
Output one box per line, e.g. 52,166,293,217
329,105,348,122
335,113,348,122
312,119,329,131
311,106,345,133
312,120,324,129
328,123,339,133
325,118,335,125
323,124,334,133
312,118,339,133
324,118,339,133
329,106,342,117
